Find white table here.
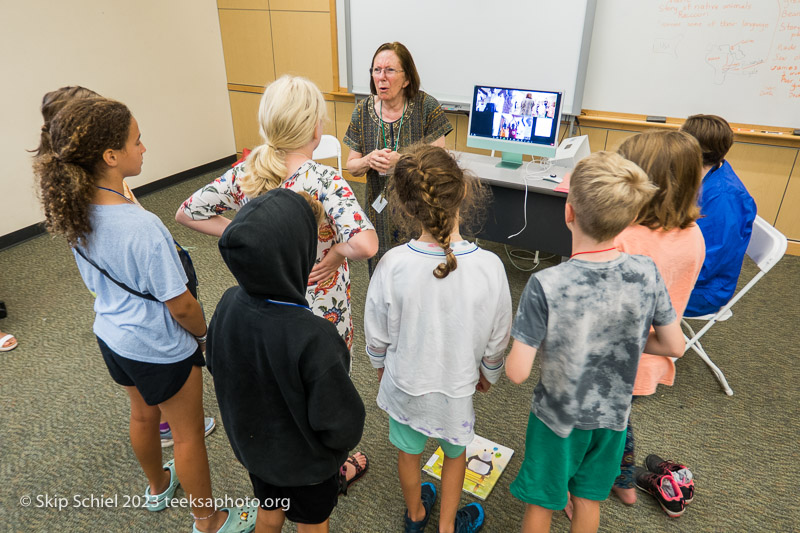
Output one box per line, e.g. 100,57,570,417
453,151,572,257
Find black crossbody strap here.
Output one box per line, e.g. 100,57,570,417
74,247,159,302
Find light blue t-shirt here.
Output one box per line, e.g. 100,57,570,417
73,204,196,363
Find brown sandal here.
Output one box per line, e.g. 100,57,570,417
338,452,369,495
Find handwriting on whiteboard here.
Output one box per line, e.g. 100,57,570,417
656,0,800,97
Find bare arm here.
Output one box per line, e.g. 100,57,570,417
175,208,231,238
336,229,379,260
308,229,379,284
644,320,685,358
505,340,538,384
164,289,206,340
346,148,392,176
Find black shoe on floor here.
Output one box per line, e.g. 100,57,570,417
645,454,695,504
454,502,485,533
634,466,685,517
404,482,437,532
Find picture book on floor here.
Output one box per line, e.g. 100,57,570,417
422,434,514,500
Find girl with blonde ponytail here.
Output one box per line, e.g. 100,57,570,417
178,74,377,490
363,145,512,532
33,97,256,533
176,75,377,354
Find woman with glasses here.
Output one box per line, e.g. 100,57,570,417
344,41,453,275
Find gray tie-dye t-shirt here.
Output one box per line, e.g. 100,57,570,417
511,253,676,438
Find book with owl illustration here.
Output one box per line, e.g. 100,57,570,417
422,434,514,500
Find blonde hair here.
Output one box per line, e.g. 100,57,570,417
618,131,702,231
568,151,657,242
239,76,326,199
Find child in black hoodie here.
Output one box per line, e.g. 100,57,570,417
207,188,366,533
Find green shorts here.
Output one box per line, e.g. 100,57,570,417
510,413,626,510
389,417,466,459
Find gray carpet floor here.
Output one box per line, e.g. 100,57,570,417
1,165,798,532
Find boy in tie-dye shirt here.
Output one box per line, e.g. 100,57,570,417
505,152,686,533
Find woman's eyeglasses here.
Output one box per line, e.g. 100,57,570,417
371,67,404,77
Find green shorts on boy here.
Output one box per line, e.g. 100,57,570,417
505,152,684,530
511,414,625,509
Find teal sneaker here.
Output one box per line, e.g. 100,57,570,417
144,459,179,512
161,417,216,448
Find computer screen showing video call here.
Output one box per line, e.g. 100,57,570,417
469,86,562,147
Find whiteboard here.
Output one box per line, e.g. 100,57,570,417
345,0,596,116
583,0,800,128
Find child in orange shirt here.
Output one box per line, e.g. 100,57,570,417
611,130,705,506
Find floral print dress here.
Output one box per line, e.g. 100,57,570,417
180,160,374,350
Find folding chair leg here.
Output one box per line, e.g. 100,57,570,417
689,341,734,396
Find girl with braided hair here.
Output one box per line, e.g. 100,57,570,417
33,97,256,533
364,145,512,533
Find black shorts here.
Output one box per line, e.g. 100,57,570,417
248,472,340,525
97,336,205,406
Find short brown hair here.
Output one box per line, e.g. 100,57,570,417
617,131,702,231
369,42,420,100
568,151,657,242
680,114,733,167
391,145,488,278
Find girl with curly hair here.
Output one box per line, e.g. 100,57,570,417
33,97,256,533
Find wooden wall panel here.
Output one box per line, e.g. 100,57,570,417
775,152,800,241
726,143,796,225
218,10,275,86
334,101,356,180
218,0,269,9
579,126,609,152
334,100,355,154
444,113,458,151
229,90,262,154
605,129,638,152
270,0,328,11
323,101,336,136
271,11,333,93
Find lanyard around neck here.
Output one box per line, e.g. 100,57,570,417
96,186,134,204
264,298,311,311
570,247,617,259
380,99,407,151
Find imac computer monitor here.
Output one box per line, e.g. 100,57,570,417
467,85,563,168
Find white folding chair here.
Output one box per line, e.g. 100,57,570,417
312,134,343,176
681,215,787,396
